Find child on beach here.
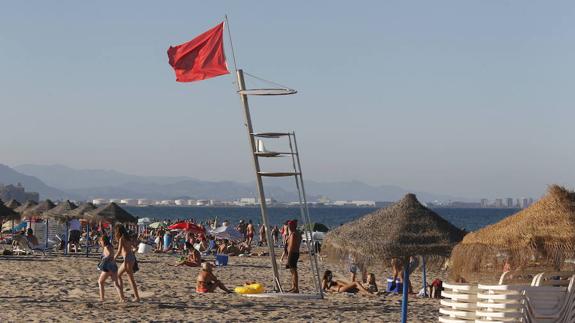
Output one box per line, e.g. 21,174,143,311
97,236,125,302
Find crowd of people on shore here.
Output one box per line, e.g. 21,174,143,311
4,216,398,301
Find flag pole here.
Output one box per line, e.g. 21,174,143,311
224,15,238,73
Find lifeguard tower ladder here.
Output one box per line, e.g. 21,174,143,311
236,69,323,298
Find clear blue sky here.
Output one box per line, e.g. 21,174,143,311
1,1,574,199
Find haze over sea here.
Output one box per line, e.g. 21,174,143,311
125,206,518,232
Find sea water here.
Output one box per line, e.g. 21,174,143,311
125,206,518,232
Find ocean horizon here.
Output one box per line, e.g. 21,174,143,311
125,206,518,232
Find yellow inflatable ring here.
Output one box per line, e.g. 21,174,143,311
234,283,264,294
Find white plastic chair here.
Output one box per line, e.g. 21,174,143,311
438,283,478,322
518,273,575,323
476,284,529,323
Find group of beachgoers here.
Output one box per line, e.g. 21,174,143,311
7,216,402,301
96,224,140,302
88,217,307,301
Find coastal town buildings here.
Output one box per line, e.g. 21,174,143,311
0,183,39,203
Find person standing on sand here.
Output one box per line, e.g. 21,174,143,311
286,220,301,293
97,236,125,302
114,224,140,302
246,220,255,246
258,224,267,247
271,225,279,247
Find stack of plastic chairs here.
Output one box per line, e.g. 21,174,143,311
523,273,574,323
475,283,528,322
439,283,478,322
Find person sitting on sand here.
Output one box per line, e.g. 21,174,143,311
196,262,232,293
97,236,125,302
238,241,251,255
321,270,372,295
26,228,39,246
226,242,240,256
217,240,229,254
172,242,202,267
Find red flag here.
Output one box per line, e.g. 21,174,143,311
167,22,229,82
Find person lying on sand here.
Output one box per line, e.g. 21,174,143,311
321,270,373,295
196,262,232,293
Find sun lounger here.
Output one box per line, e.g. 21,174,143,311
475,283,528,323
12,235,48,256
438,283,478,322
522,274,575,322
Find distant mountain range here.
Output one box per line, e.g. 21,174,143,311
0,163,468,202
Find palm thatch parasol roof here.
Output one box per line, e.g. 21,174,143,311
22,199,56,217
4,199,21,210
86,202,137,224
450,185,575,276
65,202,97,221
323,193,466,268
0,200,20,221
42,200,78,223
14,200,38,214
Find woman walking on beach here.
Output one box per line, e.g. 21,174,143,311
114,224,140,302
97,236,125,302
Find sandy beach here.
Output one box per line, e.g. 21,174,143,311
0,247,443,322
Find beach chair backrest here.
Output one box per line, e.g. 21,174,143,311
438,283,478,322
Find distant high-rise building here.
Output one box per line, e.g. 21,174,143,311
495,198,503,208
480,199,489,208
521,198,529,208
516,198,521,208
506,198,514,208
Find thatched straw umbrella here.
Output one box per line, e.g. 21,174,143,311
323,193,465,323
4,199,21,210
43,200,78,223
15,200,38,214
22,199,56,218
61,202,96,256
83,203,136,257
450,185,575,280
87,202,137,224
0,200,19,240
0,200,20,221
3,200,21,234
40,200,78,254
68,202,97,220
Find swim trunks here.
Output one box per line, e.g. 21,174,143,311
286,252,299,269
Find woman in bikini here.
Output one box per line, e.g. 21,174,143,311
114,224,140,302
196,262,232,293
321,270,372,295
97,235,125,302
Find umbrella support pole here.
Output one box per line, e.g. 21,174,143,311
86,224,90,258
45,219,49,251
64,223,69,256
422,256,427,297
401,257,410,323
